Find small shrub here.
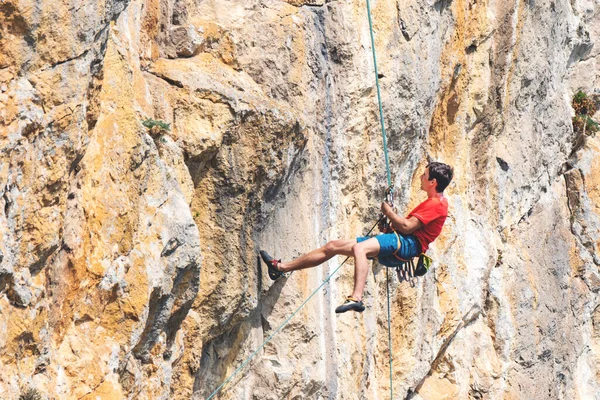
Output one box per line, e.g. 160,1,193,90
142,118,171,132
19,387,42,400
573,90,587,104
572,91,598,136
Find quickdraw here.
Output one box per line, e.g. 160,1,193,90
393,253,432,287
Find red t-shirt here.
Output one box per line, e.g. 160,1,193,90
407,197,448,252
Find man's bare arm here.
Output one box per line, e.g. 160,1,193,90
381,202,423,234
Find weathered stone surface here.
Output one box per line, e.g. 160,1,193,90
0,0,599,398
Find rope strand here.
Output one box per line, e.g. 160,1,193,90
365,0,395,397
207,2,396,397
365,0,392,188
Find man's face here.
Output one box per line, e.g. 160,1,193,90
420,167,435,191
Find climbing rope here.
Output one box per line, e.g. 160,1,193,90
206,217,384,400
365,0,394,397
207,2,396,398
365,0,392,188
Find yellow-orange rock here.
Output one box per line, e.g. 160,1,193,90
0,0,599,398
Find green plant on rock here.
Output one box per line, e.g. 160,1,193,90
572,90,598,137
142,118,171,132
573,90,587,104
19,387,42,400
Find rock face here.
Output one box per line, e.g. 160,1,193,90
0,0,599,398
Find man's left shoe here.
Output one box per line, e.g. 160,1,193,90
259,250,283,280
335,296,365,313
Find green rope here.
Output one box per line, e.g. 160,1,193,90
365,0,394,398
206,2,396,398
206,218,383,399
365,0,392,188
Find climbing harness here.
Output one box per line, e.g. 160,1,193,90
379,206,434,288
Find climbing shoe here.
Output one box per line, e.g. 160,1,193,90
335,296,365,314
259,250,283,280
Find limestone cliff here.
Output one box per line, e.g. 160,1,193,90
0,0,599,398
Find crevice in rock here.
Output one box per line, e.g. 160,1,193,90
3,189,12,216
107,0,133,23
517,205,534,225
161,237,182,257
433,0,453,14
84,24,111,132
407,306,481,399
132,287,171,363
164,262,201,354
579,52,600,63
0,268,13,296
261,1,327,11
69,150,86,175
133,260,200,364
42,49,90,71
29,244,58,277
76,376,107,400
146,70,184,88
496,157,509,171
563,167,599,268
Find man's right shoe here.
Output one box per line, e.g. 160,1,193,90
259,250,283,280
335,296,365,313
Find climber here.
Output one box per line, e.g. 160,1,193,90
259,161,453,313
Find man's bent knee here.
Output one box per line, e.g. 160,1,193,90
353,238,380,258
352,242,366,256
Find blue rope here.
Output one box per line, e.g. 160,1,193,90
365,0,394,398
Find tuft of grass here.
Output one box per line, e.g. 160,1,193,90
572,91,598,136
19,387,42,400
573,90,587,104
142,118,171,132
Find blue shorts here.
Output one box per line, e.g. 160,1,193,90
357,233,421,267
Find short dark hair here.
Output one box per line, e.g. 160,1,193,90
427,162,453,192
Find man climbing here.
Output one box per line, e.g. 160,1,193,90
260,162,453,313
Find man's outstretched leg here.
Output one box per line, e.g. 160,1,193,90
260,239,356,279
260,236,380,313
